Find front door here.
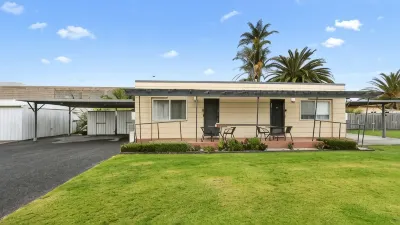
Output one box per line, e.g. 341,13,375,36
204,99,219,134
270,99,285,128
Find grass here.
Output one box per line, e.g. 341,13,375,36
348,129,400,138
2,147,400,225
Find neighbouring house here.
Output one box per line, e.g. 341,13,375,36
126,80,378,142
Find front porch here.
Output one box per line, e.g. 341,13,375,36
138,137,320,149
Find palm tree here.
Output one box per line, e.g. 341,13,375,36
233,19,278,82
366,70,400,109
266,47,334,83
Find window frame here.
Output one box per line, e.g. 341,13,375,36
152,98,188,122
300,100,331,121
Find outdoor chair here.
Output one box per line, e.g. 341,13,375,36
270,126,293,142
221,127,236,141
201,127,219,142
257,126,270,141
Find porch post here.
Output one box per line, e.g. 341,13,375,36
382,103,386,138
195,96,198,142
68,107,71,136
256,96,259,137
139,96,142,143
361,98,370,146
312,97,319,141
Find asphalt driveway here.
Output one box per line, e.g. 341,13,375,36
0,136,124,218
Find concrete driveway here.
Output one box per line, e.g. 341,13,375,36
0,136,125,218
346,133,400,146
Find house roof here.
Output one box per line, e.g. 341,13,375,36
17,99,135,108
125,88,381,98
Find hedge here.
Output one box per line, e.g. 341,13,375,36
121,142,191,153
317,138,358,150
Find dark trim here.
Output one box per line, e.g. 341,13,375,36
126,89,381,98
347,99,400,106
136,80,346,86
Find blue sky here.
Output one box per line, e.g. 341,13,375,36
0,0,398,90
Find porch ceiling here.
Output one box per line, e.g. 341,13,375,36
125,88,381,99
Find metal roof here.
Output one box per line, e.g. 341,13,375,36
347,99,400,106
125,88,381,98
18,99,135,108
135,80,346,86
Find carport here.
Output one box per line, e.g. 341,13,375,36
18,99,135,141
347,99,400,138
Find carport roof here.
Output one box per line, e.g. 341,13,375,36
347,99,400,106
18,99,135,108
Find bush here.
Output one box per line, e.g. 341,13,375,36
203,146,215,153
314,142,326,150
218,139,227,150
192,145,201,151
288,142,294,150
242,138,267,150
227,139,243,151
317,138,358,150
121,142,191,153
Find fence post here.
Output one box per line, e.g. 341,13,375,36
157,123,160,140
339,123,342,139
179,121,182,141
357,124,360,144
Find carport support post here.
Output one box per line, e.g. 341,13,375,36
361,98,370,146
68,107,71,136
195,96,198,142
312,97,319,141
34,103,38,141
382,103,386,138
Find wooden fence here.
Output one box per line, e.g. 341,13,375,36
346,113,400,130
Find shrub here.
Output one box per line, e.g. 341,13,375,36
121,142,191,153
242,137,267,150
192,145,201,151
203,146,215,153
218,139,227,150
317,138,358,150
288,142,294,150
227,139,243,151
314,142,326,150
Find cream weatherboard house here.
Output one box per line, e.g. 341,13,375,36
127,80,377,143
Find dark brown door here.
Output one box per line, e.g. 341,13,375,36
270,99,285,127
204,99,219,134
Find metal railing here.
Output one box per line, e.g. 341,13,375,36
314,120,366,145
129,120,184,143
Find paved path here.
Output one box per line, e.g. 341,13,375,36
346,133,400,145
0,137,124,218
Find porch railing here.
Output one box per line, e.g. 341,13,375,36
314,120,366,145
130,121,183,143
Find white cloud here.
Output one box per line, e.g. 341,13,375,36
204,68,215,75
321,38,344,48
29,22,47,30
57,26,95,40
1,2,24,15
377,16,384,21
220,10,240,22
41,59,50,64
54,56,71,63
161,50,179,58
325,26,336,32
335,19,362,31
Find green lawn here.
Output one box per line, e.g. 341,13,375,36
2,147,400,225
348,129,400,138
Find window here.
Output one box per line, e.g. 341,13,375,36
301,101,330,120
152,99,187,121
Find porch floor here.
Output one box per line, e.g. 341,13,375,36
139,137,320,149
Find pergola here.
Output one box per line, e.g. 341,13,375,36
125,88,381,145
347,99,400,138
18,99,135,141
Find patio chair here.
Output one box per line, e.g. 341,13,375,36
201,127,219,142
222,127,236,141
257,126,270,141
270,126,293,142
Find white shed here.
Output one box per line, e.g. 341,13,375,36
0,100,77,141
87,111,134,135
